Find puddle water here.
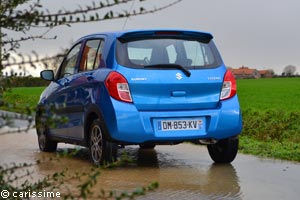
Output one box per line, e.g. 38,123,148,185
0,129,299,199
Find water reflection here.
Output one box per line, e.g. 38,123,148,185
136,148,159,167
34,145,242,199
129,147,242,199
204,164,242,199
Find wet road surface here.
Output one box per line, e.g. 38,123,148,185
1,129,300,200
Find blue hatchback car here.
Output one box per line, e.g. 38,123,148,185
36,29,242,165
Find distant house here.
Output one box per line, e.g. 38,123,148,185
259,69,274,78
229,66,261,79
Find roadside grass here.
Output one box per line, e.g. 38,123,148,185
237,77,300,162
0,87,45,113
239,136,300,162
1,77,300,162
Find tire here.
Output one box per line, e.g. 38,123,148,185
36,123,57,152
139,144,156,149
89,119,117,165
207,137,239,163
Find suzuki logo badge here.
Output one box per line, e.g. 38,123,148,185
176,73,183,80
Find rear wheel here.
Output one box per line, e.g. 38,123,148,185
89,119,117,165
207,137,238,163
36,123,57,152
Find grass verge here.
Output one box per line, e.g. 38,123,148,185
239,108,300,162
239,136,300,162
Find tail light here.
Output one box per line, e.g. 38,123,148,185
220,70,237,100
105,71,132,103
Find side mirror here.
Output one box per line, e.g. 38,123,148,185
40,70,54,81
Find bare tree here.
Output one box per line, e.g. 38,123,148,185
282,65,297,76
1,0,182,70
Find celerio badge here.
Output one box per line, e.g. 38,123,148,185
176,73,183,80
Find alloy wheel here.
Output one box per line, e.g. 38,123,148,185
90,125,103,164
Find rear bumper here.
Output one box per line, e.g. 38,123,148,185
102,95,242,144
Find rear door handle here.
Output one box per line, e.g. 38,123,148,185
63,78,70,86
87,76,94,81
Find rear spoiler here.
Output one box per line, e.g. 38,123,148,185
118,30,213,44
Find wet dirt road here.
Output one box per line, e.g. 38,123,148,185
1,129,300,200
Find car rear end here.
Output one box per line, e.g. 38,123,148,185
102,30,242,145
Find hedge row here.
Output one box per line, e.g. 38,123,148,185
5,77,49,87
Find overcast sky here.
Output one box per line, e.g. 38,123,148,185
5,0,300,75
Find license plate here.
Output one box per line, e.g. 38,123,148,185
158,119,203,131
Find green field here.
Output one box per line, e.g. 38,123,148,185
1,78,300,161
237,77,300,111
0,87,45,113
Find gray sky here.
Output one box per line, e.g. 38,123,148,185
5,0,300,75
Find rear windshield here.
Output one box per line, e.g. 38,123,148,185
116,38,222,69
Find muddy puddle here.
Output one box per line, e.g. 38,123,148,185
1,129,300,199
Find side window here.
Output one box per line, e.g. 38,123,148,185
79,39,105,71
166,45,177,63
94,41,105,68
183,41,215,66
184,41,204,66
128,47,152,65
59,43,82,79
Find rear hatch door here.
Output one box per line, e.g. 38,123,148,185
116,30,225,111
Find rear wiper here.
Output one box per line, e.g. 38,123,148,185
144,64,191,77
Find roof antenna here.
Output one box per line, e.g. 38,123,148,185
122,0,136,30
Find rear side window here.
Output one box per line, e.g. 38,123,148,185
116,38,222,69
183,41,216,66
79,39,105,72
